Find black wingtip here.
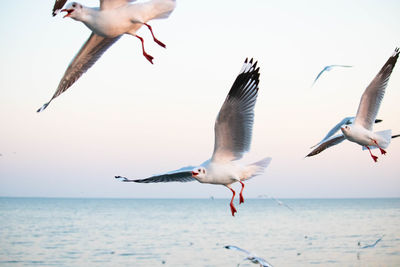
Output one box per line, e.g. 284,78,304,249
375,119,383,123
36,102,50,113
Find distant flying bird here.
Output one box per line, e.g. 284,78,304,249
308,48,399,161
38,0,176,112
306,117,384,157
339,48,399,162
115,59,271,216
224,245,273,267
312,64,352,86
358,235,384,249
270,197,293,211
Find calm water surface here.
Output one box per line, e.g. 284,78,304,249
0,198,399,266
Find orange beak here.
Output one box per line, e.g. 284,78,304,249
191,171,199,177
61,9,73,18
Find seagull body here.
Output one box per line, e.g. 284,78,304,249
312,64,352,86
224,245,273,267
38,0,176,112
116,59,271,216
308,48,399,161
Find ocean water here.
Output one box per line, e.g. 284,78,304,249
0,198,399,266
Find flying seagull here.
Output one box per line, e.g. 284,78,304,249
308,48,399,160
358,235,384,249
115,58,271,216
339,48,399,162
38,0,176,112
224,245,273,267
312,64,352,86
270,196,293,211
306,117,385,157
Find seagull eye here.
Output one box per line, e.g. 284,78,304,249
72,3,76,7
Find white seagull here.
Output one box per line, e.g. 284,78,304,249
308,48,399,161
312,64,352,86
339,48,399,162
224,245,273,267
38,0,176,112
306,117,385,157
115,58,271,216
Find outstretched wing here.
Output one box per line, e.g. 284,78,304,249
115,166,196,183
211,58,260,163
354,48,399,130
37,33,121,112
312,66,329,86
100,0,136,10
306,134,346,157
310,117,354,148
52,0,68,16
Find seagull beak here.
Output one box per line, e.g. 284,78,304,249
61,9,74,18
191,171,198,177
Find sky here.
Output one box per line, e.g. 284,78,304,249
0,0,399,199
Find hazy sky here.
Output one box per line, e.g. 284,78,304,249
0,0,399,198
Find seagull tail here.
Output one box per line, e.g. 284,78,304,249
243,157,272,181
362,129,392,150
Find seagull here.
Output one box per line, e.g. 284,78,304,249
38,0,176,112
358,235,384,249
224,245,273,267
339,48,399,162
115,58,271,216
306,117,385,157
308,48,399,161
270,196,293,211
312,64,352,86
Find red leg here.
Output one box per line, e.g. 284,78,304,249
373,140,386,155
239,181,245,204
365,146,378,162
144,23,166,48
228,187,237,216
134,34,154,64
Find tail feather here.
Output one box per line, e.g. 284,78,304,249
242,157,272,181
148,0,176,20
362,129,392,150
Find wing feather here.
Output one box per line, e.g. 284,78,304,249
306,134,346,157
52,0,68,16
211,58,260,162
100,0,136,10
115,166,196,183
354,48,399,130
37,33,120,112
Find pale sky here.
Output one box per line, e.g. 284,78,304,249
0,0,399,198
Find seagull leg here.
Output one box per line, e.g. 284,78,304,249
227,186,237,216
372,139,386,155
239,181,245,204
144,23,166,48
134,34,154,64
365,146,378,162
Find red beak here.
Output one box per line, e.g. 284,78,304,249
191,171,199,177
61,9,73,18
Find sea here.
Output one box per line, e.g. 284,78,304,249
0,197,399,266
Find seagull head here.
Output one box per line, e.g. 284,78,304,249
61,2,83,19
191,167,206,181
340,124,352,135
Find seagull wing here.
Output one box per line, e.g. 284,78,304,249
354,48,399,130
306,134,346,157
52,0,68,16
330,65,353,68
252,256,273,267
115,166,196,183
37,33,121,112
224,245,251,255
312,66,329,86
100,0,136,10
211,58,260,163
310,117,354,148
